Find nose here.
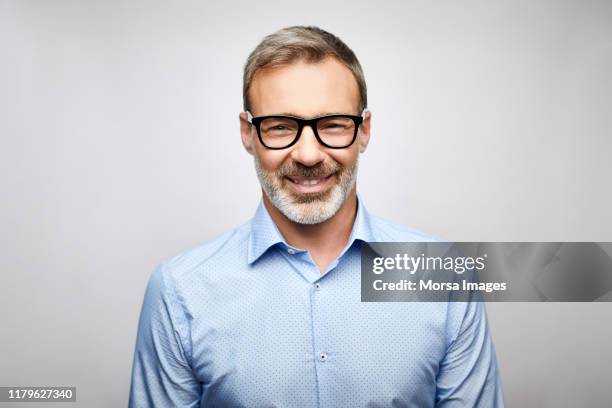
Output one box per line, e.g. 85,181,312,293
290,125,325,166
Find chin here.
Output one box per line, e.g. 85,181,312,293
276,185,348,225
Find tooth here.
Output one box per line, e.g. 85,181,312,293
295,178,322,186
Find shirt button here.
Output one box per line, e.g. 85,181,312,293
314,283,321,291
287,248,295,255
318,353,328,362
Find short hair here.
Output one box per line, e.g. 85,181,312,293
242,25,367,113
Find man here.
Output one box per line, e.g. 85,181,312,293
129,25,504,407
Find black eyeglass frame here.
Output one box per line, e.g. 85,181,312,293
246,110,366,150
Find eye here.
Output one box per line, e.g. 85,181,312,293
319,117,352,128
261,118,298,134
320,121,350,131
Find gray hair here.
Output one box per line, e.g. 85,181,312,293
242,25,367,112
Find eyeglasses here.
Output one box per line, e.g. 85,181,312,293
246,110,366,149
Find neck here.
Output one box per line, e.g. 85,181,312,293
262,188,358,273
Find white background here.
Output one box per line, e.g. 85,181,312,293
1,0,611,406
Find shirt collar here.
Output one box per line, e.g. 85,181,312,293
247,193,375,265
247,200,286,265
347,192,376,245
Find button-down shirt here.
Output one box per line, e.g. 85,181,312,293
129,196,504,407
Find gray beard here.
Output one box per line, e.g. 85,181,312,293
254,155,359,225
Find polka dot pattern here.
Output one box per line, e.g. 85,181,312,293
128,196,504,407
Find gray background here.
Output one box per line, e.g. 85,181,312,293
1,0,611,406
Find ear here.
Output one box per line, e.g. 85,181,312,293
358,110,372,153
239,112,255,155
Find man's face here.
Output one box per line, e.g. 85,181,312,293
240,57,371,224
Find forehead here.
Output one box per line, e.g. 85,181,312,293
249,57,360,117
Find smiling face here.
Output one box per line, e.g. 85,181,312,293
240,56,371,224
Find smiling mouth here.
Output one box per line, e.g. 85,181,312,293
286,174,333,185
284,173,335,193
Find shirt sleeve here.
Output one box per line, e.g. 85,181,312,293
128,262,202,407
435,299,505,407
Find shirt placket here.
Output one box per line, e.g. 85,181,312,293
280,243,343,408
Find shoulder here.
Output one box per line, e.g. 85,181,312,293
368,213,443,243
152,221,252,289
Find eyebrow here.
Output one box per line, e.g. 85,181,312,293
271,111,355,118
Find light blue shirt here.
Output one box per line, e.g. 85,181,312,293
129,196,504,407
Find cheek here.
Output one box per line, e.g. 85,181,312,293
254,146,290,171
328,146,358,167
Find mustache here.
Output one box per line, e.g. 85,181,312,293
276,161,341,178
